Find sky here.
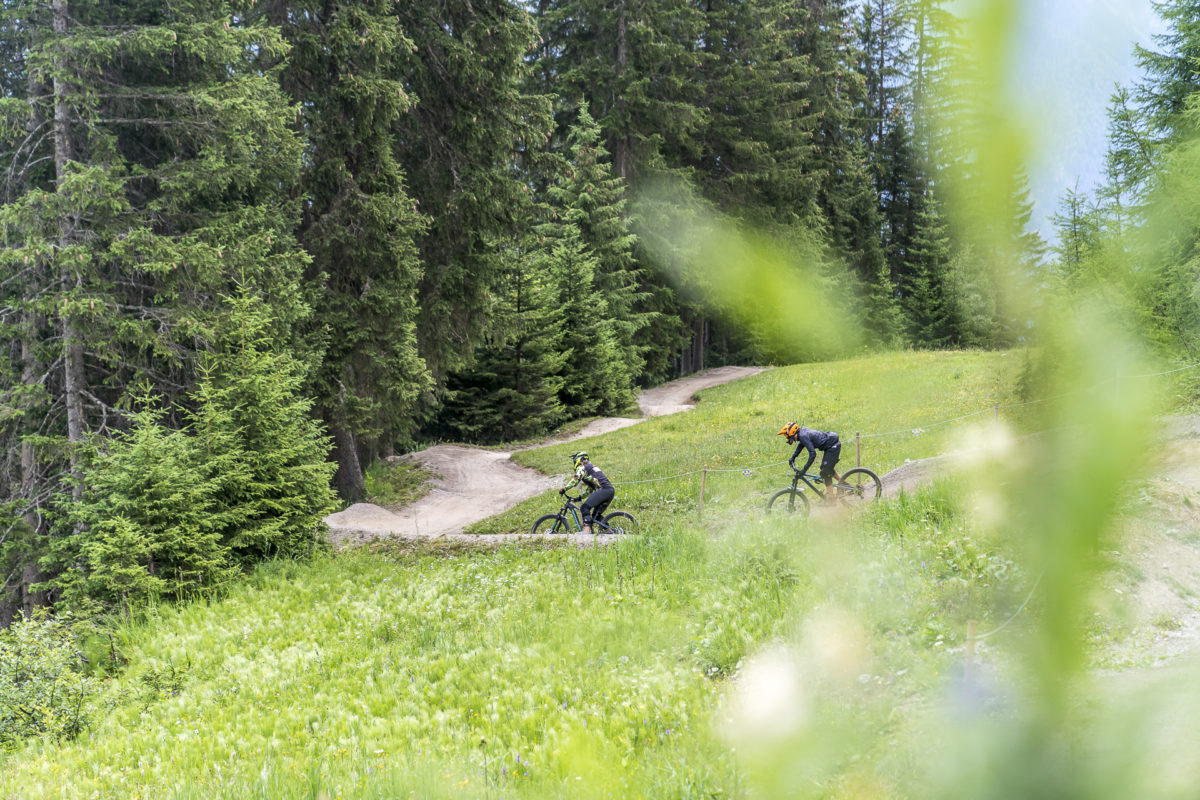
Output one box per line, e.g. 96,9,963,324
1008,0,1167,242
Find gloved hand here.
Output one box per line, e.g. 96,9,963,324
558,488,565,495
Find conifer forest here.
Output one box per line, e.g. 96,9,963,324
2,0,1199,622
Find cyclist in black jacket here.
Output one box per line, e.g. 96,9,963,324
778,422,842,490
560,451,614,534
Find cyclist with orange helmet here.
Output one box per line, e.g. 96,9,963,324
778,422,842,490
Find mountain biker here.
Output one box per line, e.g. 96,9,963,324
778,422,842,491
560,451,614,534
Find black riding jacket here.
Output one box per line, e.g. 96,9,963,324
788,427,838,474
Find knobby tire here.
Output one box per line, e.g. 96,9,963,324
766,487,810,517
601,511,638,536
532,514,569,535
837,468,882,505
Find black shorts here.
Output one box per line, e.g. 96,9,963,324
820,438,841,478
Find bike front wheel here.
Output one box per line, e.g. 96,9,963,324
837,468,882,506
532,514,570,535
766,487,810,516
601,511,639,536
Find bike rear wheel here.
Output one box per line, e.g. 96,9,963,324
600,511,638,535
837,468,882,506
766,487,810,516
532,514,570,535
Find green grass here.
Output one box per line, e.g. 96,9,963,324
475,350,1035,536
0,348,1162,799
2,497,1001,799
364,459,435,510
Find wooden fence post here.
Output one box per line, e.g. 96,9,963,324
855,432,861,468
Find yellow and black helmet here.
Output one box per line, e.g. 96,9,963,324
777,422,800,442
571,451,589,468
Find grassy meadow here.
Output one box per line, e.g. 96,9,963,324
2,349,1191,799
482,350,1038,535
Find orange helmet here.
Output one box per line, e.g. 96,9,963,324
777,422,799,441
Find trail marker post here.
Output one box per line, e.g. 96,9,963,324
698,468,708,518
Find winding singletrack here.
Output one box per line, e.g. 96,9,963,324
324,366,767,547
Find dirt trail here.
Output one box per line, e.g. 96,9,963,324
873,417,1200,673
324,366,767,547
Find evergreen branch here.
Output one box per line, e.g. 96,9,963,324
80,390,132,433
0,264,38,292
0,566,21,597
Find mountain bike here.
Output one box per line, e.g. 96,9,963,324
766,467,882,516
531,493,640,536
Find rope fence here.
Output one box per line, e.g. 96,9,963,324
611,357,1200,490
603,359,1200,662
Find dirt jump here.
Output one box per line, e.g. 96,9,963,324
324,366,768,547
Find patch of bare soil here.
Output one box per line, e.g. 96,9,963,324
1093,435,1200,671
873,424,1200,673
324,366,767,547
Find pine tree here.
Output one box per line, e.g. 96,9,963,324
438,244,567,444
903,194,954,346
391,0,553,384
269,0,431,500
549,110,649,382
0,0,310,611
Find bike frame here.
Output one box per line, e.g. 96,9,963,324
556,495,616,533
791,471,834,499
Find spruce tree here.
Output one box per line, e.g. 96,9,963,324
903,194,954,346
533,0,707,185
0,0,310,610
549,111,649,383
530,0,705,378
391,0,553,384
798,0,902,342
54,403,236,614
439,247,568,444
545,227,633,417
690,0,818,224
50,291,337,614
188,291,337,564
269,0,431,500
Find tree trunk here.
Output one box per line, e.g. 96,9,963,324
613,0,629,181
53,0,86,496
692,316,706,373
19,329,49,615
20,562,47,618
328,417,366,502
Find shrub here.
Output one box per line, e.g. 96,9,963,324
0,614,96,750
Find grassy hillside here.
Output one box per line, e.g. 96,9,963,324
480,350,1035,535
0,351,1098,798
